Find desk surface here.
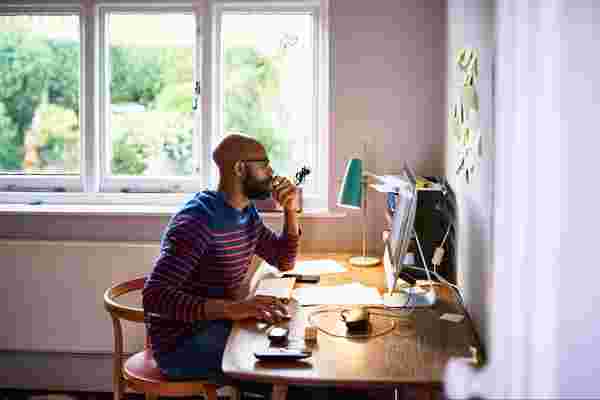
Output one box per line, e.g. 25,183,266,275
222,253,479,389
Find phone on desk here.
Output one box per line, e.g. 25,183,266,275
254,348,312,361
282,273,320,283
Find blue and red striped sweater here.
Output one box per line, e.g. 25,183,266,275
142,190,299,356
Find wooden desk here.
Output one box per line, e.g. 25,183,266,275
222,253,480,399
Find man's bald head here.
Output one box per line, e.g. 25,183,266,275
213,133,266,173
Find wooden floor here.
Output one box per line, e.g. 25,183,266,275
0,386,444,400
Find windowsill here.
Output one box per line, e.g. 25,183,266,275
0,203,346,219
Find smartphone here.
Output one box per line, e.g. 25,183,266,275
282,273,320,283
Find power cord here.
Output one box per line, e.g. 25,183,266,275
411,222,465,307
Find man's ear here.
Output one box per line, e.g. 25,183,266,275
233,160,245,178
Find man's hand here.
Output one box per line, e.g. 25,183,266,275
223,295,289,324
272,176,298,212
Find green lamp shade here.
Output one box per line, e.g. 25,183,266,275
337,158,363,209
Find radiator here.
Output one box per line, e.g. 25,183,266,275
0,240,161,354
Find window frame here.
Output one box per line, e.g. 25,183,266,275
0,4,85,193
211,1,329,210
96,4,203,194
0,0,330,210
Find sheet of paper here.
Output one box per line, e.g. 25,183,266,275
440,313,465,323
379,175,411,189
286,259,347,275
370,183,399,193
293,282,383,306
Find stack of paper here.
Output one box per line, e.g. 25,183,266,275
255,277,296,300
370,174,443,193
293,282,383,306
257,259,347,280
285,259,347,275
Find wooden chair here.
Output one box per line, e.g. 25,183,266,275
103,277,230,400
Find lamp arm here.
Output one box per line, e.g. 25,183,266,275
363,171,384,184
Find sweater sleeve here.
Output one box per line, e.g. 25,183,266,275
142,213,212,323
254,220,300,271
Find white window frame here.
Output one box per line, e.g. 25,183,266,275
0,4,85,193
0,0,330,210
211,0,329,210
96,3,205,194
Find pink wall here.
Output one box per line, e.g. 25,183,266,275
329,0,447,252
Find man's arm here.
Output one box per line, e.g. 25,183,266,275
254,177,301,271
143,214,290,323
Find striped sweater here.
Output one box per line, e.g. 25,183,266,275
142,190,299,356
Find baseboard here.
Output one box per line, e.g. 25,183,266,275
0,351,114,392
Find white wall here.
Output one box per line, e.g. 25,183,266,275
445,0,495,347
446,1,600,398
553,2,600,396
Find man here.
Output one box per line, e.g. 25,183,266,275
142,133,300,382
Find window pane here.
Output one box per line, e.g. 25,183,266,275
107,13,195,177
221,13,314,181
0,15,80,175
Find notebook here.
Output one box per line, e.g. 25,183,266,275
254,277,296,301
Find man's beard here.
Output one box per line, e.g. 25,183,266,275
242,173,272,200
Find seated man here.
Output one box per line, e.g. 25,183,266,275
142,133,300,384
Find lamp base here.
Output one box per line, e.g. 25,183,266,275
348,256,380,267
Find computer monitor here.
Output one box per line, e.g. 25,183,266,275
383,164,417,292
383,163,436,308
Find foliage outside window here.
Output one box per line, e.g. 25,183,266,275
0,4,328,208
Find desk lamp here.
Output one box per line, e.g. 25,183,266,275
337,158,380,267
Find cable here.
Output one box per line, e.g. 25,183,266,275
440,221,452,248
405,265,465,307
306,306,396,338
432,222,453,268
411,225,465,307
383,288,417,314
413,229,434,284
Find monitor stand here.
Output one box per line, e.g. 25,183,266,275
383,227,437,308
383,285,437,308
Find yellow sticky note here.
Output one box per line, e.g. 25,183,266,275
456,48,466,66
463,73,474,86
448,116,460,139
462,86,479,111
470,56,479,79
462,127,471,146
465,48,472,62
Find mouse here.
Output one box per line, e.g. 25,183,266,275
268,327,289,344
341,307,370,333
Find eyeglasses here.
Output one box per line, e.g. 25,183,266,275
241,158,270,168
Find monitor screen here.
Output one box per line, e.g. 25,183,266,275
383,164,418,293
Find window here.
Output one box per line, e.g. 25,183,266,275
216,8,318,195
99,10,200,193
0,1,329,209
0,11,82,191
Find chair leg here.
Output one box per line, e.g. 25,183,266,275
271,384,288,400
112,374,124,400
217,385,240,400
204,383,218,400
